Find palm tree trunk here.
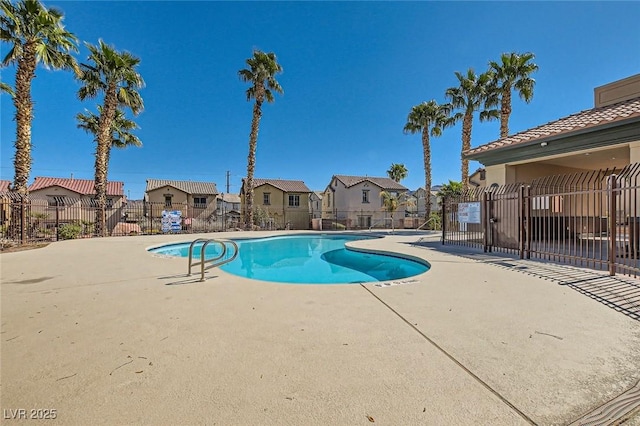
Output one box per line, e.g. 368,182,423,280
94,83,118,237
422,131,432,221
245,96,263,230
13,45,36,196
500,89,512,138
13,44,37,243
461,112,473,188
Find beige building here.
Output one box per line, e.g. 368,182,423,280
27,177,126,234
466,74,640,185
240,178,312,230
145,179,218,226
322,175,409,229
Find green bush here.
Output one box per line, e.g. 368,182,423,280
428,212,442,230
58,223,83,240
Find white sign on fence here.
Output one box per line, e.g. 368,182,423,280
458,202,481,224
161,210,182,233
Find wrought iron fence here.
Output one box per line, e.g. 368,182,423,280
0,195,241,248
319,210,440,231
442,164,640,277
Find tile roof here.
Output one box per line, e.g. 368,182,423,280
250,178,311,193
146,179,218,195
0,180,11,192
466,97,640,156
334,175,408,191
217,193,241,203
28,177,124,196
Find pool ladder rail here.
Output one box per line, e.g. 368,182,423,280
187,238,239,282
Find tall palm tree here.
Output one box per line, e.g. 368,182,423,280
1,0,78,196
489,52,539,138
239,50,283,230
77,40,144,236
404,100,454,221
446,69,498,187
387,163,408,182
77,106,142,172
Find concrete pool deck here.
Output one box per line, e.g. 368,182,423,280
1,230,639,425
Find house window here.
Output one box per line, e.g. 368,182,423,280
89,198,113,208
193,196,207,208
288,194,300,207
164,195,172,207
48,196,66,207
263,192,271,205
362,190,370,203
358,216,372,228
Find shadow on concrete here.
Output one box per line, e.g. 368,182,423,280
158,273,220,286
409,238,640,322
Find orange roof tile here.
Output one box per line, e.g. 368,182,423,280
28,177,124,196
466,97,640,156
334,175,408,191
0,180,11,192
250,178,311,193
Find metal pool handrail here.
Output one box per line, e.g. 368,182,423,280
187,238,239,282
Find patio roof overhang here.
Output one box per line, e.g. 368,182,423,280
466,116,640,167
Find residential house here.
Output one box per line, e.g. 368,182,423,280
322,175,409,229
469,168,486,188
216,193,241,229
28,177,126,234
145,179,218,229
309,191,323,219
466,74,640,186
407,187,440,219
240,178,312,230
464,74,640,248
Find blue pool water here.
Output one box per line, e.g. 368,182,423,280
148,234,429,284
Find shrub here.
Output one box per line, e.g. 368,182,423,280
427,212,442,230
58,223,83,240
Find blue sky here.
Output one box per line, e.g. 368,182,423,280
1,1,639,199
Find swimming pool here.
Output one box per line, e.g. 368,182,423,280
148,234,430,284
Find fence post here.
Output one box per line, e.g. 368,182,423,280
482,191,489,252
55,199,60,241
525,186,532,259
441,196,446,245
519,185,525,259
20,196,26,244
608,174,617,276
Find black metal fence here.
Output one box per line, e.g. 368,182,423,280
317,211,438,231
0,195,242,248
442,164,640,277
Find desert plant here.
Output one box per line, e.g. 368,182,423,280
58,222,83,240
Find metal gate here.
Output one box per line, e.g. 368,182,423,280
442,164,640,277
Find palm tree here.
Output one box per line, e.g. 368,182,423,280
77,106,142,174
446,69,498,188
380,190,415,233
489,52,539,138
238,50,283,230
436,180,463,199
403,100,455,221
1,0,78,196
77,40,144,236
387,163,408,182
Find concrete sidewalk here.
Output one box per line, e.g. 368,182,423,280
1,231,639,425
